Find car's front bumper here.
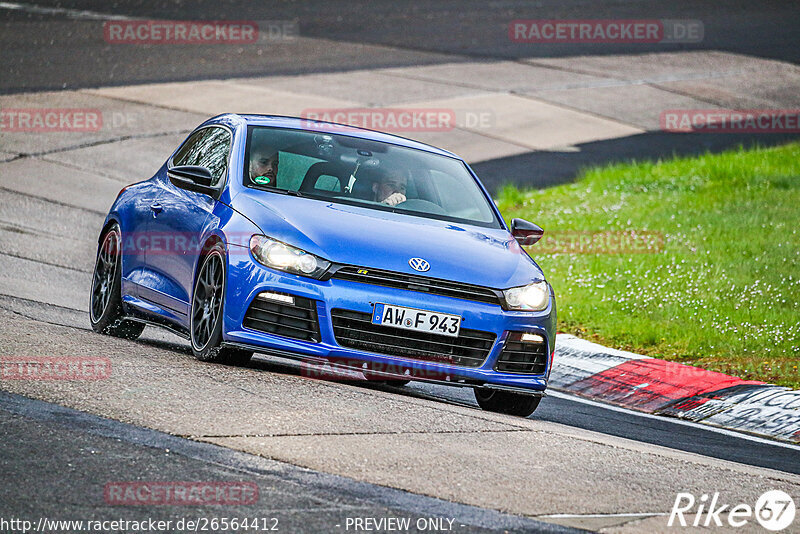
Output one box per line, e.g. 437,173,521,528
223,249,556,393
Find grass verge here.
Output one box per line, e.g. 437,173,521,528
497,142,800,388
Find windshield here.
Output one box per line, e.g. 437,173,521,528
243,125,501,228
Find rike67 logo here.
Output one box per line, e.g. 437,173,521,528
669,490,796,531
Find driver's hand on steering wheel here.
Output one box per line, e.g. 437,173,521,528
382,192,406,206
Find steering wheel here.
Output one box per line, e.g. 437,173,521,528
395,198,447,215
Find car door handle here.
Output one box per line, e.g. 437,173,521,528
150,202,163,213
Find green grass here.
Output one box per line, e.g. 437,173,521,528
497,143,800,388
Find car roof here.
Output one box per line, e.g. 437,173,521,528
217,114,460,159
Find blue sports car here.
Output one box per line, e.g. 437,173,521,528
90,114,556,416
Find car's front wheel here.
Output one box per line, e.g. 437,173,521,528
90,224,145,339
190,245,252,366
473,388,541,417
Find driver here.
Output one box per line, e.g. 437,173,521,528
249,146,279,186
372,169,408,206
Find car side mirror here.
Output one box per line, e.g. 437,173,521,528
510,218,544,246
168,165,219,198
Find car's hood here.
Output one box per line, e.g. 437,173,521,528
232,191,544,289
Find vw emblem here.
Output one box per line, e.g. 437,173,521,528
409,257,430,272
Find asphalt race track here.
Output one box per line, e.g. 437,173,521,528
1,2,799,533
2,0,800,92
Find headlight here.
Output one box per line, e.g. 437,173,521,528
503,281,549,311
249,235,331,279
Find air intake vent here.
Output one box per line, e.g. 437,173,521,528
495,332,548,374
243,293,320,342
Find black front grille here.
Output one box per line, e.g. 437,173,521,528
495,333,548,374
332,266,501,305
331,309,495,367
243,293,320,342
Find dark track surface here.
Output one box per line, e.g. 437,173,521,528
250,352,800,476
410,383,800,475
472,131,800,191
1,1,798,93
0,390,578,533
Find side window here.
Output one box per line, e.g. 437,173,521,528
172,130,205,167
172,127,231,186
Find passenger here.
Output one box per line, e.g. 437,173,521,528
373,169,408,206
249,146,279,186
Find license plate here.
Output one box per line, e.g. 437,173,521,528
371,303,461,337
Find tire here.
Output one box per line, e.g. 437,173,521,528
473,388,541,417
90,224,145,340
190,244,252,366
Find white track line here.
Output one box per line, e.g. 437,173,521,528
549,390,800,451
0,1,132,20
